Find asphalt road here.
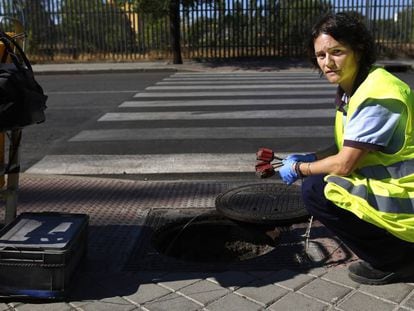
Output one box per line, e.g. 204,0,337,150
18,71,171,171
14,69,414,180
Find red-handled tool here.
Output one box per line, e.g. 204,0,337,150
255,147,284,178
256,147,284,162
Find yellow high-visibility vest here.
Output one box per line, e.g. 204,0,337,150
324,67,414,242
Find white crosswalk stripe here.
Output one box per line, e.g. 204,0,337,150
146,84,334,90
69,126,334,142
120,98,333,107
26,71,336,177
156,79,329,84
134,89,335,97
98,109,334,121
171,71,317,76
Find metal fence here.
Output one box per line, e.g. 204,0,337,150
0,0,413,63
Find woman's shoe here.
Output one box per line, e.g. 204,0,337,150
348,260,414,285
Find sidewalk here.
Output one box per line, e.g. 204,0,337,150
0,173,413,310
2,60,414,310
31,59,314,75
31,58,414,74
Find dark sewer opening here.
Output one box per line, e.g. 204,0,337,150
152,213,278,263
125,208,353,271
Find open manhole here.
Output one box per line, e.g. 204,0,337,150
215,183,308,224
124,208,351,272
152,213,277,263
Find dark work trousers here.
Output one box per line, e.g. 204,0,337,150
302,174,414,268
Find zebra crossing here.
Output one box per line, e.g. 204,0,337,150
26,71,337,177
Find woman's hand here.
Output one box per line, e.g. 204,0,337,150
279,158,299,185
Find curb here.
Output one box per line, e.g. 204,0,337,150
32,66,182,75
32,62,413,75
31,60,315,75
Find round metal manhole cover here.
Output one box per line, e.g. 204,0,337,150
215,183,308,224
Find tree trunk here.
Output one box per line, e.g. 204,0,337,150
169,0,182,64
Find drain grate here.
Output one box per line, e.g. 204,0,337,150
215,183,308,224
124,208,319,272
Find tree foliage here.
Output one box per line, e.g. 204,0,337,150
60,0,135,55
17,0,56,54
279,0,332,51
116,0,219,18
184,0,333,57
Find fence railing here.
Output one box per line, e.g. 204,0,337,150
0,0,413,63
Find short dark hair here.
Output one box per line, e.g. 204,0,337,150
307,12,377,73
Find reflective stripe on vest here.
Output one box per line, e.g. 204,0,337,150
326,175,414,214
357,158,414,180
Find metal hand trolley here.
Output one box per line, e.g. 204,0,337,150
0,2,27,225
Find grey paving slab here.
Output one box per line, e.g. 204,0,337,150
157,272,209,291
321,266,360,288
142,292,201,311
267,292,328,311
266,269,315,290
205,292,262,311
401,291,414,309
179,280,230,305
123,283,172,305
358,283,414,304
307,267,330,278
299,278,352,305
8,302,75,311
235,280,290,306
0,304,11,311
132,272,169,284
206,271,257,290
79,297,137,311
337,291,396,311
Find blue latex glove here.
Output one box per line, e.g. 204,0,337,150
285,153,317,163
279,158,299,185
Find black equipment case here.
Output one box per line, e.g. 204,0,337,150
0,212,88,298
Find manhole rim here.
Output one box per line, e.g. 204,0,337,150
215,182,309,224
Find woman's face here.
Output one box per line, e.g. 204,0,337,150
314,33,360,95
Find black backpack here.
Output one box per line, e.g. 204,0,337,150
0,31,47,132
